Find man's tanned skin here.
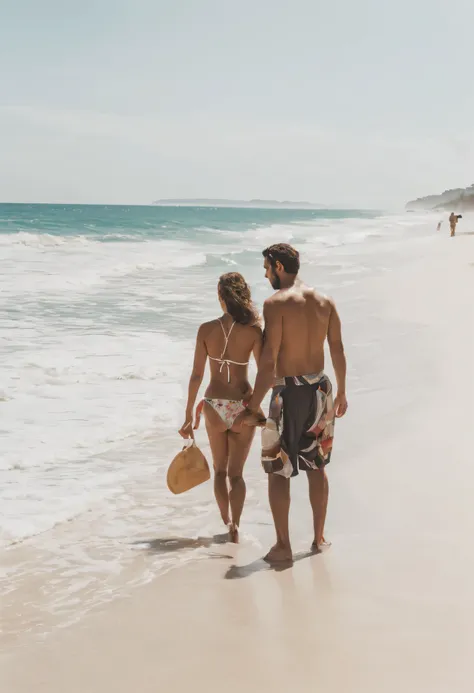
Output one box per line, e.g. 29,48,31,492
240,244,347,563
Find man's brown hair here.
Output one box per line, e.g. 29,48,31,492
262,243,300,274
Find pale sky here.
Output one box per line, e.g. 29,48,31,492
1,0,473,207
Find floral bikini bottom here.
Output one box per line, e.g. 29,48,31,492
194,398,247,430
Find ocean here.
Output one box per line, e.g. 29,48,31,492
0,203,438,637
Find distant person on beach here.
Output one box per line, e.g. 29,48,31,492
179,273,263,543
437,222,442,232
449,212,461,237
239,244,348,562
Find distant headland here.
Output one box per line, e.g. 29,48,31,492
406,185,474,211
152,198,325,209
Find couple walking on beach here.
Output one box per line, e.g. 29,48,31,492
179,243,347,563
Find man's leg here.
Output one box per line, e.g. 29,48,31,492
265,474,292,562
307,468,329,551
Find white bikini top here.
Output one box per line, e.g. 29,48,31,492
208,319,249,383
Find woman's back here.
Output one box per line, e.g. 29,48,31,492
203,316,261,399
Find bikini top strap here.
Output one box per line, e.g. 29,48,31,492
218,318,236,360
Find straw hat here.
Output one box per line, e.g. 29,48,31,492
167,440,210,494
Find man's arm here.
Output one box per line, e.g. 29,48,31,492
252,326,264,366
246,300,283,411
327,300,348,417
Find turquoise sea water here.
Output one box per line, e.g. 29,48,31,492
0,203,376,240
0,204,382,345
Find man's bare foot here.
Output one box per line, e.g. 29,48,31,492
264,543,292,563
228,523,239,544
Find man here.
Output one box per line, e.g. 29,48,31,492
242,243,348,563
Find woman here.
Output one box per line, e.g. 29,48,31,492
179,272,263,542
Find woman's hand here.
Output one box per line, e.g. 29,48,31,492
178,416,193,439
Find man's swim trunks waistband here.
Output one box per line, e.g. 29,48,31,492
272,372,327,388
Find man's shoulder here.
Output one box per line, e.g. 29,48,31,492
263,295,285,313
311,289,334,310
263,294,277,306
291,284,335,309
298,282,333,305
264,287,300,305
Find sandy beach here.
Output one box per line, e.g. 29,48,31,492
3,0,474,688
2,229,474,692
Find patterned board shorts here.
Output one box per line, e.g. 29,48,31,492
261,372,335,479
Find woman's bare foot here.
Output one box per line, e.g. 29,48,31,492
311,537,332,553
228,523,239,544
264,543,292,563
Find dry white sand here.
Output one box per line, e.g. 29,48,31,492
2,233,474,693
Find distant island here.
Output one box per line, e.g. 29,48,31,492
153,198,325,209
406,184,474,211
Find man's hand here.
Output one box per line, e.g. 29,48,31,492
334,393,348,418
233,409,266,429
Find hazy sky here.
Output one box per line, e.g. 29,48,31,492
1,0,473,207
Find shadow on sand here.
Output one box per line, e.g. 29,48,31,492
132,533,230,554
224,549,317,580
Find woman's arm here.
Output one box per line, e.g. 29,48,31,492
237,326,266,422
178,325,207,438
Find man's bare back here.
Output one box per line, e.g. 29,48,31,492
246,247,346,416
266,281,332,378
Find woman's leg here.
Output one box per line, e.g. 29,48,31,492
204,404,230,526
227,424,256,541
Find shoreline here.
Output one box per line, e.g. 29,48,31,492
2,233,474,691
